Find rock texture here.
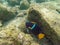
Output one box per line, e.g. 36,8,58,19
0,17,40,45
0,0,60,45
0,3,16,26
0,3,40,45
27,3,60,45
20,0,30,10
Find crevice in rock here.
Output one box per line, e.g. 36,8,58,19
27,8,60,45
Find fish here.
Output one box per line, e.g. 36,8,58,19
26,21,45,39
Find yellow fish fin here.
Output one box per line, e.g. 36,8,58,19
37,33,45,39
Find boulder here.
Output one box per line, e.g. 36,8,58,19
0,3,16,25
27,4,60,45
20,0,30,10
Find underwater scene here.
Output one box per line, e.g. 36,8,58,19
0,0,60,45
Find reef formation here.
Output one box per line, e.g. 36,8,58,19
0,0,60,45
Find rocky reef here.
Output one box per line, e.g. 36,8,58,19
0,3,40,45
0,0,60,45
27,3,60,45
0,3,16,26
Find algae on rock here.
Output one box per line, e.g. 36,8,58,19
20,0,30,10
0,22,40,45
0,3,16,26
27,3,60,45
0,0,60,45
0,3,40,45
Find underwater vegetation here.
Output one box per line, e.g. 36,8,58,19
0,0,60,45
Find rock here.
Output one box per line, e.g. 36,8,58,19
0,17,40,45
27,3,60,45
22,41,31,45
31,42,39,45
24,34,33,41
0,1,59,45
17,10,27,17
20,0,30,10
0,21,2,27
17,32,25,43
0,3,16,25
0,29,20,45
